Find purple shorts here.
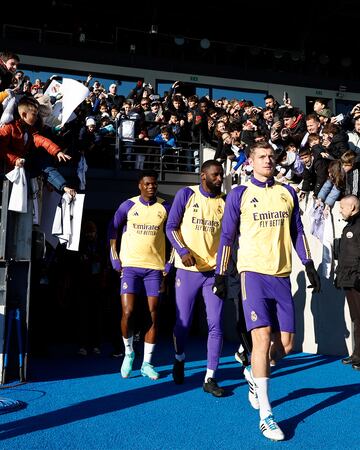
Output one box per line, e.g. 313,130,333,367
240,271,295,333
120,267,162,297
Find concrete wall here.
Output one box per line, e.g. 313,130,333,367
291,199,352,355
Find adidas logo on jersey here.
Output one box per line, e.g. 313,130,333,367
193,203,199,208
250,197,259,206
133,211,139,216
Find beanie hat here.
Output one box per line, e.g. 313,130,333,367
86,117,96,126
317,108,332,118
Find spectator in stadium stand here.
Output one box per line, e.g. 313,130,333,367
313,98,331,116
0,96,76,197
127,81,154,106
228,122,241,140
298,145,330,198
154,125,177,157
258,107,275,139
278,107,306,147
168,112,189,142
240,101,257,122
117,100,141,170
341,102,360,132
341,150,360,198
264,94,284,121
347,114,360,154
81,90,101,117
316,108,332,127
164,94,187,122
214,98,225,110
98,116,116,136
95,101,110,123
211,120,227,149
12,70,24,89
78,117,103,165
241,118,258,149
300,114,322,148
186,95,202,143
214,131,233,163
106,83,124,110
139,97,151,115
194,98,212,145
110,105,120,123
92,80,104,96
0,51,19,91
187,95,199,115
315,160,345,216
144,100,165,140
316,123,349,160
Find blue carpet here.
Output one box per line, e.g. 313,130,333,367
0,338,359,449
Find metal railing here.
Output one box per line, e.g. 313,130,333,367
74,133,204,180
115,140,201,178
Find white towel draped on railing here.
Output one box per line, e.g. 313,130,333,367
5,166,28,213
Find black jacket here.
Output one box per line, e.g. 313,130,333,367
301,151,330,196
336,212,360,288
345,163,360,198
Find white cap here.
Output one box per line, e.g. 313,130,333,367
86,118,96,126
285,151,296,166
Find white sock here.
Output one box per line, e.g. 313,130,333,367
143,342,155,364
123,336,134,355
238,344,244,353
253,376,273,420
205,368,215,382
175,352,185,362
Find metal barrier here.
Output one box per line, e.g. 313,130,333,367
3,24,42,42
115,139,201,178
77,134,202,177
0,180,33,383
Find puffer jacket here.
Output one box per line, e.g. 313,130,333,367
336,212,360,288
0,119,60,168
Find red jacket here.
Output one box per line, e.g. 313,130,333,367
0,119,61,168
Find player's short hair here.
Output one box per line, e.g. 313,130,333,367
249,141,274,156
201,159,223,173
138,170,158,182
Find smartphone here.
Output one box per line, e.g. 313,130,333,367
283,91,289,103
334,113,344,123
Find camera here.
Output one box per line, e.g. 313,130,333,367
280,128,290,138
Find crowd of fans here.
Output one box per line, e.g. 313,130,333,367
1,50,360,197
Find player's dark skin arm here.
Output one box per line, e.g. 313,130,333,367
181,253,196,267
